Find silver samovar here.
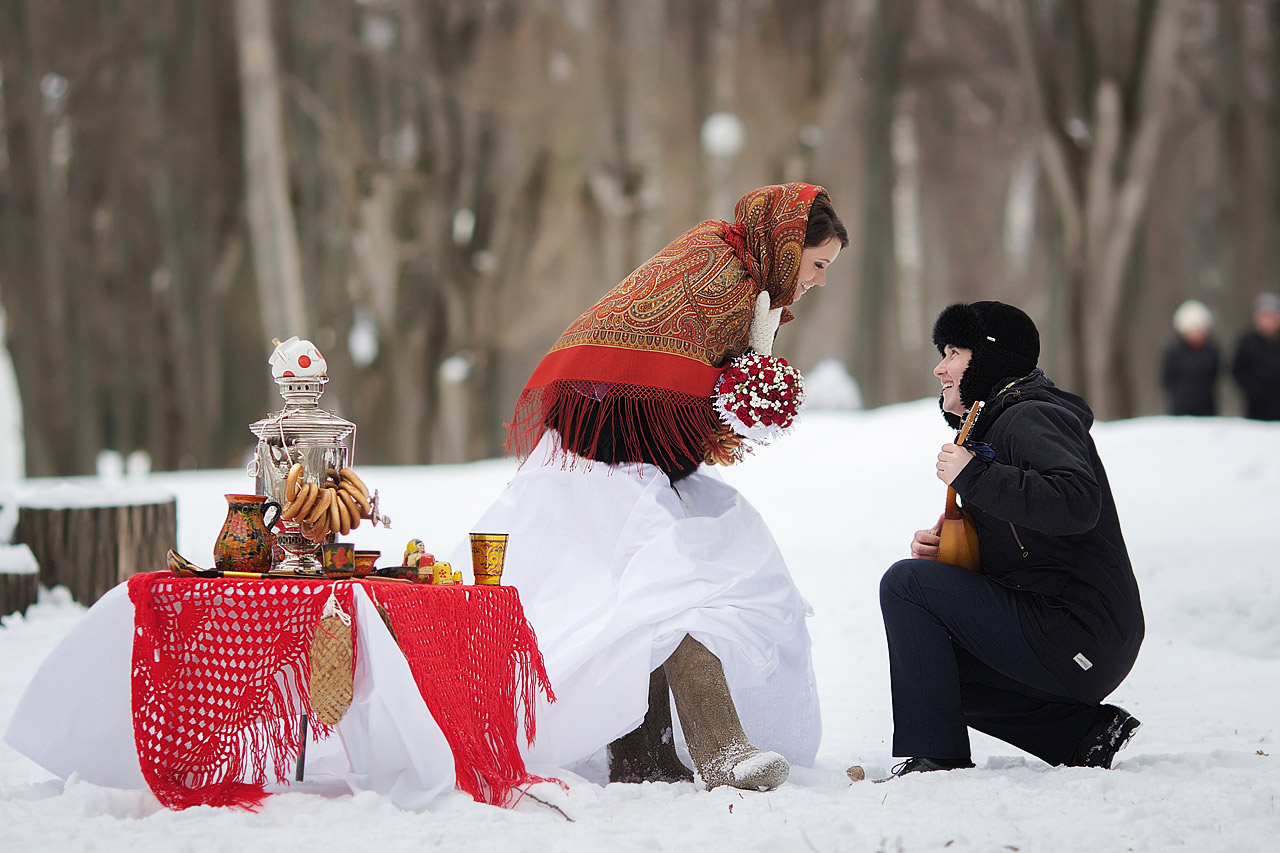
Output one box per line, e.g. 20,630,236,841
246,337,387,573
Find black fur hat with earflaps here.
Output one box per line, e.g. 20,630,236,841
932,301,1040,428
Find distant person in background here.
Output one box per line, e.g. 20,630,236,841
1159,299,1219,417
1231,292,1280,421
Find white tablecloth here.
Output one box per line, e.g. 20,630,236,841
4,582,458,810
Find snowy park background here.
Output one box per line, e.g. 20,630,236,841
2,396,1278,852
5,3,1279,847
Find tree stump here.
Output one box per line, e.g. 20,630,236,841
9,482,177,607
0,544,40,617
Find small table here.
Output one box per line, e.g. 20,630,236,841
6,572,554,811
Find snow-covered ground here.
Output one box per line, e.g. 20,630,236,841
2,402,1278,851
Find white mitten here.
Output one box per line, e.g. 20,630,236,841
749,291,783,356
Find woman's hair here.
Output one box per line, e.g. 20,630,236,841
804,191,849,249
545,396,702,483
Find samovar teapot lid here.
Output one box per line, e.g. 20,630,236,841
250,336,355,445
270,336,328,382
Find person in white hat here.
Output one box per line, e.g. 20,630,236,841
1160,299,1220,416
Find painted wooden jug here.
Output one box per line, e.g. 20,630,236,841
213,493,282,573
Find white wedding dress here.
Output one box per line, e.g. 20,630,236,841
449,431,821,777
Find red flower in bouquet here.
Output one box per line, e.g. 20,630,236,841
713,351,806,444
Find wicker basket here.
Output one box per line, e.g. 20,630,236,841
308,614,353,725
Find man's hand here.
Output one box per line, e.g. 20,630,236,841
936,442,974,485
909,514,945,560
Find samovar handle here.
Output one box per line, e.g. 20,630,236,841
369,489,391,528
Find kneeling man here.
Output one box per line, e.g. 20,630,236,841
880,301,1144,777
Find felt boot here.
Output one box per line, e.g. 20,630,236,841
662,635,789,791
607,666,695,783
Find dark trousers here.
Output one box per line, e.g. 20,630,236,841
880,559,1098,766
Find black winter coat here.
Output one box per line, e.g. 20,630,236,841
950,370,1144,702
1231,331,1280,421
1160,337,1219,416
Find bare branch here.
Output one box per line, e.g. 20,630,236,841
1006,0,1083,263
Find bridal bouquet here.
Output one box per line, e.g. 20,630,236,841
712,351,806,444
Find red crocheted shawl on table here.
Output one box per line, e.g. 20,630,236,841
127,573,554,811
505,182,824,466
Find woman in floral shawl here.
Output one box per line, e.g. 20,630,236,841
457,183,847,792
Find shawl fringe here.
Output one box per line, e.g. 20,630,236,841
506,380,723,474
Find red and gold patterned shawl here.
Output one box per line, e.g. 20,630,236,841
506,182,825,467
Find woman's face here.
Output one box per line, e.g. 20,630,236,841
1256,308,1280,337
792,237,843,304
934,345,973,416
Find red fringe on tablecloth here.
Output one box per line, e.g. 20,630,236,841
127,573,351,811
128,574,555,811
367,583,558,806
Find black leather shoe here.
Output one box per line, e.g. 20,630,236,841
1068,704,1141,769
874,756,975,782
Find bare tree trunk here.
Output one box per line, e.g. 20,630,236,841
892,95,925,360
1212,0,1243,307
1007,0,1185,417
1002,142,1039,286
1271,0,1280,282
1,1,83,475
1084,1,1184,417
703,0,742,219
235,0,308,340
633,1,669,258
855,0,918,407
584,5,637,294
145,0,208,465
1006,0,1088,391
0,4,41,478
188,10,240,465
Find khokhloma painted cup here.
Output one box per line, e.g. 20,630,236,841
469,533,508,585
321,541,355,577
353,550,380,578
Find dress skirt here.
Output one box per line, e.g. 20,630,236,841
449,431,821,774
